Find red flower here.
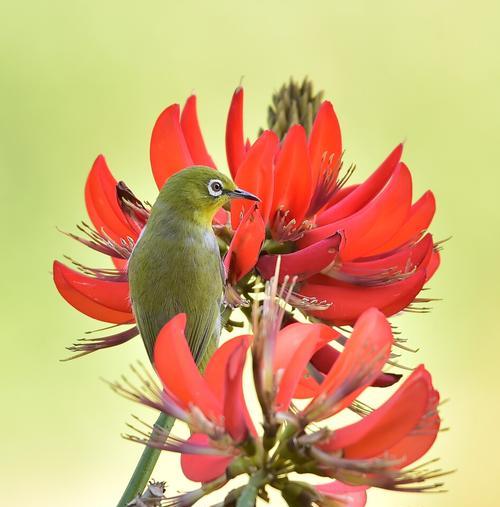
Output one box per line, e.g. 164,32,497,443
53,87,441,357
113,284,444,505
227,88,440,325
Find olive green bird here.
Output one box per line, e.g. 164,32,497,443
127,166,259,365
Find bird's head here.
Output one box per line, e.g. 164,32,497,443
157,166,259,225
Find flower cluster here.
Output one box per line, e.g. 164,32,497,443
53,79,440,358
112,280,445,506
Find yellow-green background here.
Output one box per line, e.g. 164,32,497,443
1,1,498,505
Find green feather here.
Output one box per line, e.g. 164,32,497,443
128,167,238,361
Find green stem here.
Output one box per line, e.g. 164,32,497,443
115,412,175,507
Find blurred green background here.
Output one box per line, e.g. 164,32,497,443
1,0,499,505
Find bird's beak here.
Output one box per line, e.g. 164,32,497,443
226,188,261,202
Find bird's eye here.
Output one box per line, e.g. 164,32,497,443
208,179,224,197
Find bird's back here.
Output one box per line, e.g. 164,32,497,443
128,206,223,363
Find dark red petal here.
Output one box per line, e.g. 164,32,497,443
369,190,436,255
301,267,427,325
317,144,403,226
154,314,221,418
180,433,233,482
257,233,341,283
308,101,342,188
301,163,413,260
272,125,313,224
225,206,265,284
180,95,216,168
231,130,278,227
53,261,133,323
305,308,393,418
226,87,246,178
315,482,368,507
321,366,432,458
297,345,400,399
150,104,193,189
274,323,339,411
223,340,251,442
84,155,138,242
338,233,434,280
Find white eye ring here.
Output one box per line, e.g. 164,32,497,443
208,179,224,197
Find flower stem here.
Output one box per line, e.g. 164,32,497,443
115,412,175,507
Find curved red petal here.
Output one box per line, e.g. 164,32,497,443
384,374,440,467
317,144,403,226
180,433,233,482
339,233,433,278
305,308,393,418
205,336,251,398
272,125,313,224
297,345,400,399
370,190,436,255
321,366,432,458
257,233,341,283
302,163,413,260
150,104,193,189
231,130,278,227
154,314,221,418
180,95,216,168
53,261,133,324
226,87,246,178
426,250,440,281
301,267,427,325
84,155,137,242
315,482,368,507
225,207,265,284
224,339,252,442
274,323,339,411
308,101,342,189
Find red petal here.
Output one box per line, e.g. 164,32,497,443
315,482,367,506
317,144,403,226
150,104,193,189
274,323,339,411
53,261,133,323
154,314,221,418
257,233,341,283
384,373,440,467
272,125,313,224
369,190,436,255
315,482,367,507
180,95,216,168
321,366,432,458
181,433,233,482
301,267,427,325
226,87,246,178
297,345,401,399
426,250,440,281
223,339,251,442
308,101,342,189
205,336,251,398
213,208,229,226
225,206,265,284
338,233,434,280
231,130,278,227
84,155,137,242
302,163,413,260
305,308,393,419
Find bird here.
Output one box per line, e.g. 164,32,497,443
127,166,259,365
